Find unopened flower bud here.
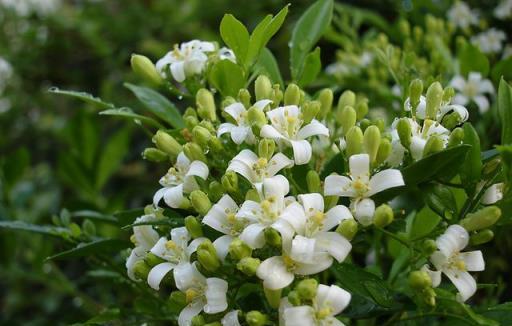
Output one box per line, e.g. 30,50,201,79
190,190,211,216
460,206,501,232
374,204,394,227
193,126,212,148
185,216,203,238
303,100,321,124
287,290,301,306
423,134,445,157
422,287,436,306
409,79,423,112
191,315,206,326
258,139,275,160
238,88,251,108
338,106,357,135
185,115,199,130
442,87,455,103
336,219,358,241
398,19,410,37
422,239,437,255
183,142,206,162
396,118,412,149
324,195,339,210
208,137,224,153
376,138,392,166
337,90,356,112
317,88,333,119
447,127,464,147
247,106,267,136
306,170,321,193
296,278,318,300
425,82,443,120
345,126,364,157
270,84,283,107
246,311,267,326
470,229,494,245
284,83,301,105
355,100,369,120
442,112,463,130
229,238,252,260
153,130,182,157
197,240,220,272
204,322,221,326
237,257,260,276
359,118,371,132
208,181,224,202
133,260,150,281
145,252,166,267
363,125,381,164
483,158,501,176
196,88,217,121
409,271,432,290
255,75,272,101
221,171,239,194
130,54,163,86
264,228,281,247
169,291,187,309
143,147,168,162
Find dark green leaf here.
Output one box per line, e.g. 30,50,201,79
1,147,29,188
114,208,145,226
254,47,284,88
121,218,183,230
481,302,512,325
458,44,489,77
71,210,118,224
298,47,322,87
48,88,115,110
290,0,333,80
0,221,69,238
99,108,164,129
498,78,512,145
124,83,184,129
461,123,482,186
491,58,512,84
96,127,131,189
220,14,249,66
321,153,344,178
47,239,130,260
408,206,441,240
208,60,245,97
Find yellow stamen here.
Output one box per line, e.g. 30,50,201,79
185,288,200,303
165,240,177,250
316,307,333,319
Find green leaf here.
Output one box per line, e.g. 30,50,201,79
491,58,512,84
290,0,333,80
254,47,284,88
298,47,322,87
48,88,115,110
124,83,184,129
208,60,245,97
1,147,30,188
114,208,145,226
95,127,131,189
246,5,289,67
121,218,183,230
220,14,250,66
71,210,118,224
408,206,441,240
458,44,489,77
481,302,512,324
99,108,164,129
47,239,130,260
320,153,344,178
461,123,482,187
498,78,512,145
0,221,69,238
78,113,100,170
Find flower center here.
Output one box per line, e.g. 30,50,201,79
316,307,333,320
252,158,269,178
283,255,296,272
185,288,202,303
352,179,369,196
464,81,479,98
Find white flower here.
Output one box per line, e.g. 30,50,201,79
175,263,228,326
471,29,506,54
146,227,206,290
404,95,469,123
218,47,236,63
429,224,485,302
447,2,478,29
236,176,295,248
481,182,505,204
281,284,351,326
156,40,215,82
261,105,330,165
218,100,272,145
324,154,404,225
227,149,293,192
126,213,160,281
221,310,241,326
153,152,209,208
494,0,512,19
450,72,494,113
280,193,352,264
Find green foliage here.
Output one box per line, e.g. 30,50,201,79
498,78,512,145
208,60,246,97
458,43,490,77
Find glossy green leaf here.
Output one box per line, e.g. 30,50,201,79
290,0,333,80
96,127,131,190
498,78,512,145
298,47,322,87
481,302,512,324
124,83,184,128
47,239,130,260
71,210,118,224
208,59,245,97
254,47,284,87
48,88,115,110
408,206,441,240
0,221,70,238
461,123,482,186
458,43,489,77
220,14,249,66
99,108,164,129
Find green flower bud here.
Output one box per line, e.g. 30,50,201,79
284,83,301,106
169,291,187,309
245,189,260,202
422,134,444,157
355,100,369,120
237,257,260,276
229,238,252,260
130,54,163,86
264,287,281,309
422,239,437,255
264,228,281,247
270,84,283,107
153,130,182,157
221,96,237,110
238,88,251,109
337,90,356,112
296,279,318,300
145,252,166,267
345,126,364,157
399,19,410,37
409,271,432,290
359,118,371,132
374,204,394,227
184,107,198,119
483,158,501,176
208,181,224,203
69,223,82,238
336,219,358,241
191,315,206,326
376,138,392,166
317,88,333,119
204,322,221,326
196,88,217,121
183,142,206,162
287,290,301,306
363,125,381,164
338,106,357,136
396,118,412,149
422,287,436,307
255,75,272,101
374,118,386,132
447,127,464,147
133,260,150,281
470,229,494,245
143,147,168,162
258,139,276,160
185,115,199,130
324,195,339,210
425,82,443,120
221,170,239,194
441,112,462,130
208,137,224,153
303,100,321,124
246,311,267,326
185,216,203,238
247,106,267,136
409,79,423,112
442,87,455,103
190,190,212,216
306,170,321,193
460,206,501,232
193,126,212,148
197,240,220,272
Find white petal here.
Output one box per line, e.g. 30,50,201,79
479,79,495,94
297,119,330,139
222,310,241,326
266,153,294,177
322,317,345,326
183,176,200,194
460,251,485,271
224,102,246,121
133,220,159,251
230,126,250,145
290,235,317,264
315,232,352,262
257,256,294,290
450,75,466,91
171,226,191,247
177,152,191,169
170,61,186,82
147,262,175,290
436,224,469,257
294,253,333,275
468,72,482,83
349,154,370,180
126,246,146,281
150,237,170,260
473,95,490,114
236,200,262,222
290,140,312,165
409,136,426,160
204,278,228,313
298,193,324,215
367,169,404,196
444,269,477,302
324,175,355,197
263,175,290,198
232,149,258,166
186,161,209,179
481,183,504,204
352,198,375,226
439,104,469,122
187,238,207,257
228,159,257,184
213,235,234,261
260,124,284,140
421,265,442,287
283,306,315,326
239,223,266,249
316,284,351,315
253,99,273,110
173,262,206,292
324,205,353,231
218,123,235,137
271,219,296,248
452,93,469,106
153,187,167,207
280,201,307,235
163,184,184,208
178,300,204,326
